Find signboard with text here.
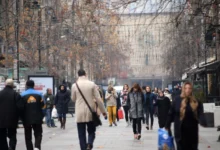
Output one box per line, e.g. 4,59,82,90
28,75,54,95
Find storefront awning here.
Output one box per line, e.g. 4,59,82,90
203,61,220,72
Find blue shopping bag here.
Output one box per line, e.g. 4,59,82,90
158,128,175,150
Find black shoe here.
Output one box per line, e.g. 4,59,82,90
150,126,153,130
137,134,141,140
87,144,93,150
218,135,220,142
113,122,117,126
146,125,149,130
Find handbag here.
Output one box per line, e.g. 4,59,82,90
76,82,102,127
118,109,124,119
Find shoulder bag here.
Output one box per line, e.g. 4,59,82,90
76,82,102,127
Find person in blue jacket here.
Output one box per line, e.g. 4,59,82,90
144,86,156,130
20,80,45,150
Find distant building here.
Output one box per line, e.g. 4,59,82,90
116,13,174,88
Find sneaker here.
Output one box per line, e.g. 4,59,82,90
126,122,129,127
150,126,153,130
47,125,51,128
34,148,40,150
113,122,117,126
146,125,149,130
109,124,112,127
137,134,141,140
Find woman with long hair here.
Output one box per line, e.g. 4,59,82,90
127,83,144,140
121,84,131,126
105,86,118,127
165,81,206,150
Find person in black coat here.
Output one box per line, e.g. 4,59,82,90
116,92,122,122
55,85,70,129
165,81,207,150
0,79,21,150
154,90,171,128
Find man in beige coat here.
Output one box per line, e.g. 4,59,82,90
71,69,106,150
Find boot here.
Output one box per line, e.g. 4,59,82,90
63,118,66,130
59,117,63,129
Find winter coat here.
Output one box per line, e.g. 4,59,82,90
116,92,122,109
44,93,55,109
154,96,171,128
127,92,144,119
0,86,21,128
21,88,45,125
55,85,70,114
105,91,118,107
71,76,106,123
144,92,156,110
165,96,206,150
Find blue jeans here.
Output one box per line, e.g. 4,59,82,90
77,122,96,150
46,109,55,127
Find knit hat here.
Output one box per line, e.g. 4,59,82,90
26,80,35,88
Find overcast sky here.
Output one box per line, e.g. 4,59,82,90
109,0,185,14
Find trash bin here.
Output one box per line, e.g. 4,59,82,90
204,112,214,127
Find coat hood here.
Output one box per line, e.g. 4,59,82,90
59,84,67,93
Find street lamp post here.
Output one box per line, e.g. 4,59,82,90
15,0,20,84
37,9,41,70
32,1,57,70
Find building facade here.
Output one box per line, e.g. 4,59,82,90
116,13,172,88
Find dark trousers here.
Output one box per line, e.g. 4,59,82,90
77,122,96,150
116,107,120,121
123,106,131,122
0,128,17,150
8,128,17,150
176,141,198,150
145,107,154,127
24,124,43,150
132,118,142,134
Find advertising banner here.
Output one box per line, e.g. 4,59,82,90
28,76,54,95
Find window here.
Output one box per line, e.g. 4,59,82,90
145,54,148,65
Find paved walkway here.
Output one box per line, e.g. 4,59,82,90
16,116,220,150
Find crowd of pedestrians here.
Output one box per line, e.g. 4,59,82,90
0,69,208,150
